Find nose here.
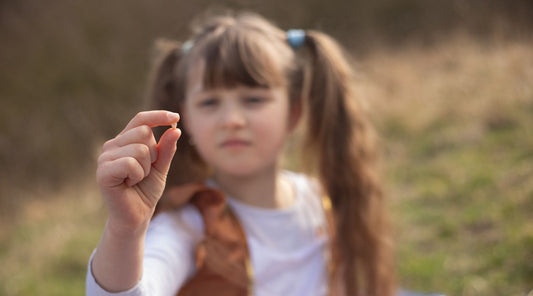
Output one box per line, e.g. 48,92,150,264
220,102,246,129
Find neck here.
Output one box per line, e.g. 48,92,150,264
213,166,294,209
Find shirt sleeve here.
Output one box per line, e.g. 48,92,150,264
86,205,204,296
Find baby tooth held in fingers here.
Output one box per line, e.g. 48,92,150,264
171,122,177,129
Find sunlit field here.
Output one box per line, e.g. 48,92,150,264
1,34,532,296
361,35,533,296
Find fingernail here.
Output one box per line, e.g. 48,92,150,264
167,112,180,121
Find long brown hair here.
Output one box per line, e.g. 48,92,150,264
147,12,395,296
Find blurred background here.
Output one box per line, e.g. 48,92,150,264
1,0,532,295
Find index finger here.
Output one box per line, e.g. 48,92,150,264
120,110,180,135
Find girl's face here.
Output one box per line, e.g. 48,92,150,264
182,61,296,178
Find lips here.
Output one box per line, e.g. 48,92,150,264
220,138,251,148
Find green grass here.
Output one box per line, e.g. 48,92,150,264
1,36,532,295
365,37,533,295
0,181,106,296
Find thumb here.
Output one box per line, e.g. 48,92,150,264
153,128,182,174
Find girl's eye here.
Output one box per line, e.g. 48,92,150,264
198,97,219,107
244,96,266,105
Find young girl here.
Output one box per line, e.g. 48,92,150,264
86,12,395,296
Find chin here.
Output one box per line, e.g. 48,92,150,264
219,166,258,178
216,162,272,179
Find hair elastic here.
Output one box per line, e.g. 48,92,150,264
287,29,306,49
182,40,194,55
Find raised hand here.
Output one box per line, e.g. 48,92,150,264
96,110,181,236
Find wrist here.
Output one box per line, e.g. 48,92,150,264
93,219,147,292
104,217,150,242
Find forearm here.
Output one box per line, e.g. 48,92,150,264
91,220,148,292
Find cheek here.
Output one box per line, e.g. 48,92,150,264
182,110,214,151
254,108,291,147
183,101,209,135
187,122,217,164
186,117,214,145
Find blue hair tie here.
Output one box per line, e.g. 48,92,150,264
287,29,306,49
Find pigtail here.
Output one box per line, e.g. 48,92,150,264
146,39,209,188
301,31,396,296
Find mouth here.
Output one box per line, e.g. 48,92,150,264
220,139,251,148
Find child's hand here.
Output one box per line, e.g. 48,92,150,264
96,111,181,236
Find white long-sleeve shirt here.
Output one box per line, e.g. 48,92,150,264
86,171,330,296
